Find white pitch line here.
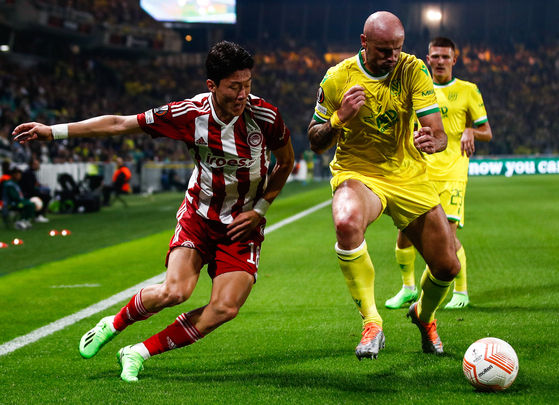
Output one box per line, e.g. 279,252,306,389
0,199,332,357
50,284,102,289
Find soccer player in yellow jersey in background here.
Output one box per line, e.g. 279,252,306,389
308,12,461,360
385,37,492,311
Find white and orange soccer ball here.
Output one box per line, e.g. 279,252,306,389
463,337,519,391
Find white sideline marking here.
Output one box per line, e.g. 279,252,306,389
50,284,102,289
264,199,332,235
0,199,332,357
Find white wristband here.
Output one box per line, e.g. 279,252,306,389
253,199,271,217
51,124,69,140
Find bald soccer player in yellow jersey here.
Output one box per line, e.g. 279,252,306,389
385,37,492,311
308,12,460,361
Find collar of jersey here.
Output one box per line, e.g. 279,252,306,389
357,49,391,81
209,94,240,127
433,77,457,88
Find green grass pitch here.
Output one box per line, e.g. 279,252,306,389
0,175,558,404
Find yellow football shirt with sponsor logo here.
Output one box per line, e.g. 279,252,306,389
425,78,488,181
314,50,439,180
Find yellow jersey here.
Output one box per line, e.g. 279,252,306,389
314,50,439,181
426,78,488,181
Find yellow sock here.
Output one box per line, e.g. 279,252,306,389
418,268,452,323
395,244,416,287
454,246,467,293
336,241,382,328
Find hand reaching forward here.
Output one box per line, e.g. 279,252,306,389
12,122,53,144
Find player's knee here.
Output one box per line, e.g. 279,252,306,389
158,286,191,307
431,256,461,281
211,302,240,324
334,215,362,240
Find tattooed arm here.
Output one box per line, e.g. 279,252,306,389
308,119,342,155
307,85,366,155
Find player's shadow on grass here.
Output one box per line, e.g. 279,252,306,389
466,282,559,311
134,348,463,393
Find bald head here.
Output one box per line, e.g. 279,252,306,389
360,12,405,75
363,11,405,43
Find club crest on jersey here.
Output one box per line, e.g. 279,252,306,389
248,131,263,147
153,105,169,117
317,86,325,103
390,80,402,97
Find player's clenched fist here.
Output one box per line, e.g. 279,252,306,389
413,126,438,154
338,85,366,123
12,122,53,144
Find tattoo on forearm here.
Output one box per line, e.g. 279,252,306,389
309,122,341,153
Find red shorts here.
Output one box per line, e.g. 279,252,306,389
166,201,266,282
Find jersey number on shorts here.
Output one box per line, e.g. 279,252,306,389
450,188,463,214
247,242,261,268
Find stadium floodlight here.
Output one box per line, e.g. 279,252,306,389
427,10,442,21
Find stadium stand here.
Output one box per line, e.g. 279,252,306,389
1,0,558,166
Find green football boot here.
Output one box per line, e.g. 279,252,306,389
385,286,418,309
117,345,145,382
79,316,120,359
444,293,470,309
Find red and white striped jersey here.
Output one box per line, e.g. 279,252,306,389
137,92,290,224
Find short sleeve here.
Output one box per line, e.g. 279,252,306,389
468,85,488,127
137,102,190,141
313,68,341,123
411,60,440,118
265,109,291,151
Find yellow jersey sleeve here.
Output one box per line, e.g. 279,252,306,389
467,85,488,127
313,65,345,123
410,60,439,118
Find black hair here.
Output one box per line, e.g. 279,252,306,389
429,37,457,52
205,41,254,87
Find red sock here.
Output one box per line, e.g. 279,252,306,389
142,313,204,356
113,289,157,331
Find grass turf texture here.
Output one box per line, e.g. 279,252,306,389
1,176,558,404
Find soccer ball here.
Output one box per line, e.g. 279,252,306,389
30,196,43,212
463,337,519,391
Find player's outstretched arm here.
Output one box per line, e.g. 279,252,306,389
308,85,366,154
415,112,447,154
13,115,141,144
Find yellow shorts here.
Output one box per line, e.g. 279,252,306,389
331,171,440,230
433,180,467,228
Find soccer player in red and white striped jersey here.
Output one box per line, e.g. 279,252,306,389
13,41,295,382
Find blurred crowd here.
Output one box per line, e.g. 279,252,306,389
35,0,160,28
2,38,559,165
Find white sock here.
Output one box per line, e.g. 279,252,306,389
131,343,151,360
